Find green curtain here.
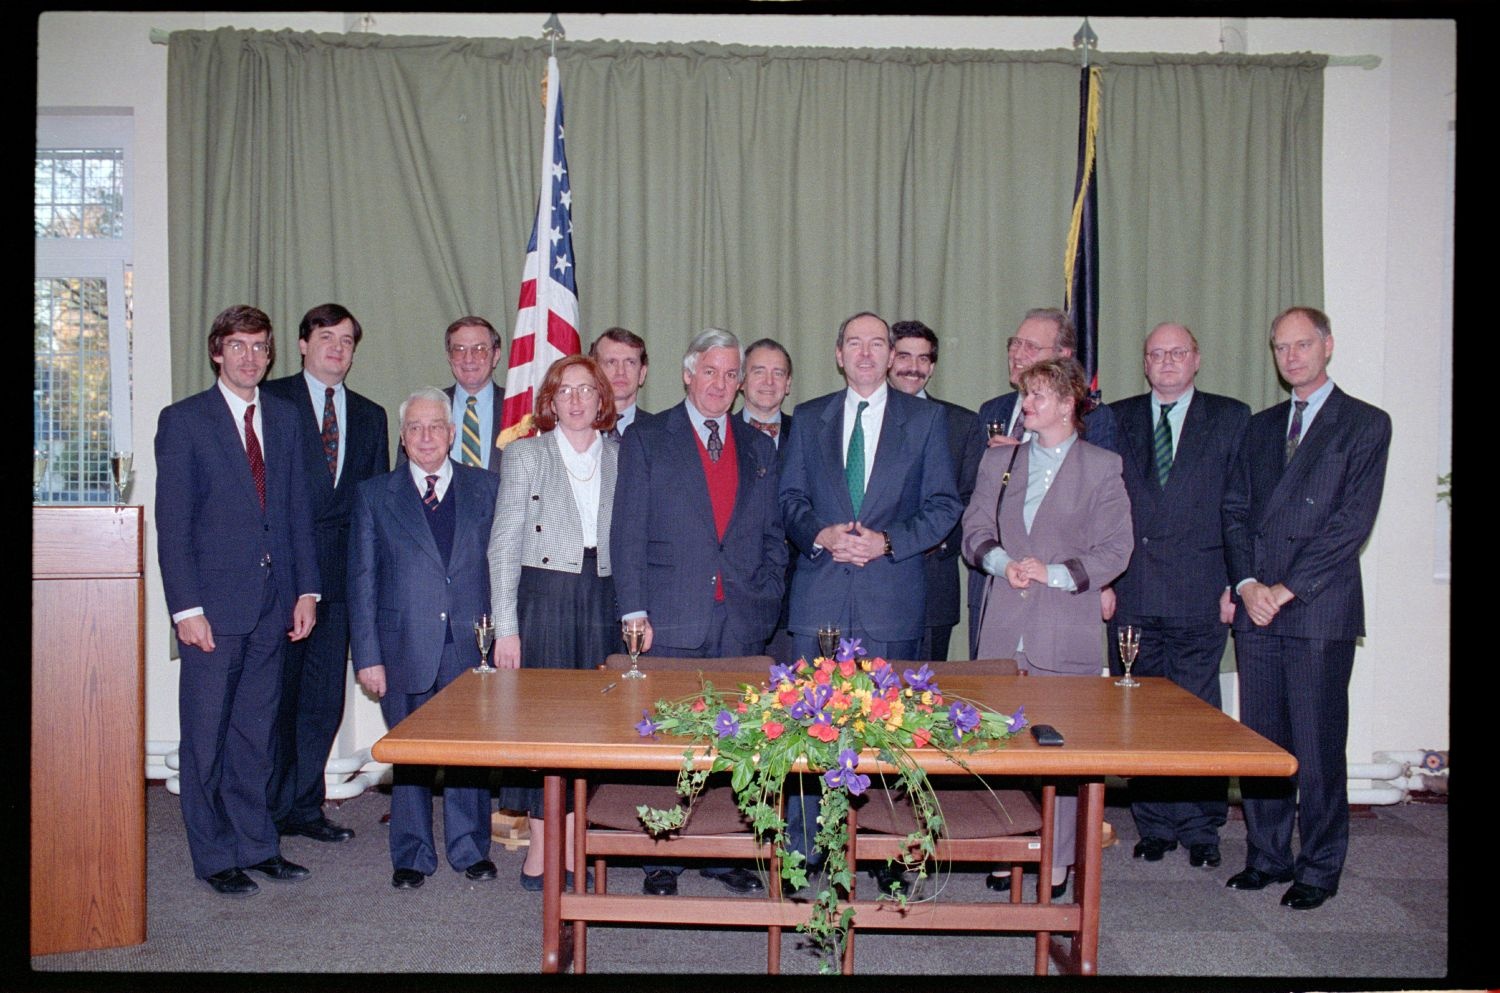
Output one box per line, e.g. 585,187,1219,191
167,29,1322,430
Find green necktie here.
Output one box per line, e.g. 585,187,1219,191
461,395,482,467
846,400,869,518
1153,401,1176,487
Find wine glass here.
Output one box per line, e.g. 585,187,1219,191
621,618,647,680
473,613,496,673
986,421,1005,440
1115,625,1141,688
110,450,133,504
33,445,49,503
816,624,841,660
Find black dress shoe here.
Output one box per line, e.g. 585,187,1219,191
463,859,498,881
392,868,426,889
986,870,1068,900
1188,843,1222,868
205,868,259,897
1132,837,1178,862
246,855,311,882
1281,881,1335,910
701,867,764,894
1224,866,1294,890
868,863,907,896
643,869,679,896
285,818,354,843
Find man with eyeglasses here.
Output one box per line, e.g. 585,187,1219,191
966,308,1120,655
154,304,320,896
439,316,506,473
1106,322,1251,873
1221,306,1391,911
612,328,786,897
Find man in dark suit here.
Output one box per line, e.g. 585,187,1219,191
1223,306,1391,911
738,337,795,662
443,316,505,471
590,326,650,434
779,311,962,863
154,304,320,896
887,320,980,662
968,308,1120,655
261,303,389,844
612,328,786,896
1108,322,1250,871
349,387,500,890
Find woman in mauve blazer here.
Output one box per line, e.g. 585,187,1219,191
962,356,1133,893
486,354,620,890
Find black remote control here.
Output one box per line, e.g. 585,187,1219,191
1030,724,1064,746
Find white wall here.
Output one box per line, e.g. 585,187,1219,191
36,13,1452,771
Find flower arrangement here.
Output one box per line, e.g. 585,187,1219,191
635,638,1027,972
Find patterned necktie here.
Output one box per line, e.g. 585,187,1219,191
705,418,723,463
846,400,869,518
1285,399,1309,465
321,386,339,482
422,474,440,512
244,404,266,511
461,395,482,467
1153,401,1176,487
748,418,779,439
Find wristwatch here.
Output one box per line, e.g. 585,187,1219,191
882,531,893,558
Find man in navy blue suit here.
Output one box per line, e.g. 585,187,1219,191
612,328,786,896
349,388,499,890
1108,322,1250,871
739,338,796,662
262,303,389,844
886,320,980,662
154,304,321,896
1223,306,1391,911
778,311,962,864
968,308,1120,655
590,326,651,434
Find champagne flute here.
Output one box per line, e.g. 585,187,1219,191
110,450,133,504
473,613,496,673
816,624,841,660
986,421,1005,440
1115,625,1141,688
621,617,647,680
33,445,49,503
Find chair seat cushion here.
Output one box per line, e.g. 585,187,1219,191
589,781,752,835
855,786,1042,838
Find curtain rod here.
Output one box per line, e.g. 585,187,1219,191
145,27,1380,67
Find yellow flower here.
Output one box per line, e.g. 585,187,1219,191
920,690,933,706
854,719,866,733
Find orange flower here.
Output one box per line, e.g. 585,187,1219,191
838,658,857,678
911,727,932,748
813,667,831,685
809,722,839,743
763,721,785,741
778,687,799,707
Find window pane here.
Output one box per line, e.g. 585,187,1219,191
35,277,114,503
34,148,124,239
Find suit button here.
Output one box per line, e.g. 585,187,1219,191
1142,536,1150,545
445,577,451,584
532,494,540,501
535,525,542,532
542,556,549,564
439,612,447,621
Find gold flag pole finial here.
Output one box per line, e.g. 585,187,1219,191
1072,17,1099,68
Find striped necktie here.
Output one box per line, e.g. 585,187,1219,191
461,395,482,467
1153,402,1176,487
422,474,439,512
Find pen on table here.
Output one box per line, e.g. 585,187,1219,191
600,682,618,694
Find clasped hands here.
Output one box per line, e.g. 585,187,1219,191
1004,556,1050,589
815,522,887,567
1239,581,1293,627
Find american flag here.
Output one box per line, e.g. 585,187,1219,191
500,55,582,444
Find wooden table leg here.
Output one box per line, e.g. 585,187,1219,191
541,774,563,973
1066,779,1105,976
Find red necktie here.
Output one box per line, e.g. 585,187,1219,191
321,386,339,481
245,404,266,511
748,418,779,439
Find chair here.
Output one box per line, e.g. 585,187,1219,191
848,658,1056,974
579,654,784,970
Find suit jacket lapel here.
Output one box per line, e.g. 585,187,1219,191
729,418,763,530
1162,395,1208,498
1266,388,1344,513
1122,400,1162,514
388,465,444,568
670,405,720,543
209,389,265,516
862,393,907,516
819,398,855,519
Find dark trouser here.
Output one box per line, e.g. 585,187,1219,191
177,578,285,879
645,599,767,877
380,642,492,874
1232,629,1355,892
917,624,954,663
1109,615,1230,847
784,632,922,868
269,599,350,830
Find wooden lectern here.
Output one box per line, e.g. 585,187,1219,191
31,506,146,954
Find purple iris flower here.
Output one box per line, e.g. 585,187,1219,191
789,682,833,721
903,663,939,693
835,637,867,662
635,710,660,737
768,663,798,687
714,710,740,739
870,665,901,692
822,748,871,796
1007,704,1028,732
950,701,980,739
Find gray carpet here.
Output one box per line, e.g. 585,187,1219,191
29,783,1452,981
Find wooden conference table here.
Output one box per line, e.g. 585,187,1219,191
372,668,1295,975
